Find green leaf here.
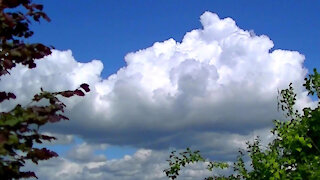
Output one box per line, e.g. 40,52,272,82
7,134,19,145
307,143,312,148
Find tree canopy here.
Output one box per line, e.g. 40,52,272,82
0,0,90,179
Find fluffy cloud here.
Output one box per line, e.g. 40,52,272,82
0,11,316,178
24,147,232,180
49,12,311,152
66,142,107,162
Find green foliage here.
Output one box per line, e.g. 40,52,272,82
0,1,90,179
164,148,229,180
164,69,320,179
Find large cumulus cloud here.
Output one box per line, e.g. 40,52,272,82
0,11,314,165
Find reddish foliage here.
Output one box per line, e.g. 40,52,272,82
0,1,90,179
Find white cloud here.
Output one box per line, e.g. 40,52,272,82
23,148,165,180
0,11,317,179
66,142,107,162
24,147,233,180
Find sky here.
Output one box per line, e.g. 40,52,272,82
1,1,320,179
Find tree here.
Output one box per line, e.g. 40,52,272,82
0,1,90,179
164,69,320,179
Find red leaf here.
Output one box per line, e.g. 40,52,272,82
0,91,16,103
80,83,90,92
41,135,56,142
34,4,43,10
27,148,58,161
0,92,7,102
8,92,16,99
3,59,15,69
74,89,85,96
21,171,38,179
28,62,36,68
60,91,75,97
59,114,69,120
48,115,61,123
41,13,51,22
48,114,69,123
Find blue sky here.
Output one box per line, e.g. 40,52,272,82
8,1,319,179
31,1,320,77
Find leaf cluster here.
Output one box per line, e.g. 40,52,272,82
0,1,90,179
0,0,51,76
0,84,90,179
